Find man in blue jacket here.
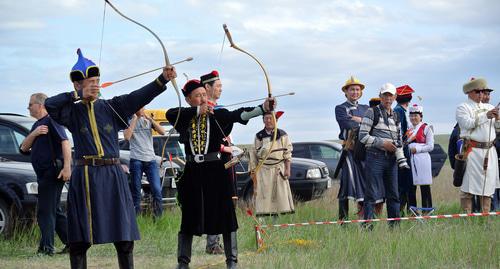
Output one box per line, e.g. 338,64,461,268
45,49,177,269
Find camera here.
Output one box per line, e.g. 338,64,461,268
395,147,410,169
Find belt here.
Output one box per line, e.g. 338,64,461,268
469,140,494,149
75,158,121,166
186,152,221,163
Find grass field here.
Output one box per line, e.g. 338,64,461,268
0,137,498,268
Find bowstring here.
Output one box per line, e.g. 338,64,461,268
98,0,129,128
98,1,107,67
217,32,226,69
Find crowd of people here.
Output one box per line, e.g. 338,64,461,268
16,47,499,269
334,75,500,228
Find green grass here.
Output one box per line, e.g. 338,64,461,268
1,137,499,268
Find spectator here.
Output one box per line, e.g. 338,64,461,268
249,111,294,218
359,83,409,228
480,87,500,211
124,107,165,218
456,78,499,213
394,85,414,214
406,104,434,211
334,76,369,220
20,93,70,255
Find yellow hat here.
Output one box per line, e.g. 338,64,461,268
342,76,365,91
463,77,489,94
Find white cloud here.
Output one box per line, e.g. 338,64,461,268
0,20,45,30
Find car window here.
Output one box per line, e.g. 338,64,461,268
0,125,20,154
310,145,340,159
292,144,308,158
13,130,26,149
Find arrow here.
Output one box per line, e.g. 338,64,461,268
100,57,193,88
221,92,295,108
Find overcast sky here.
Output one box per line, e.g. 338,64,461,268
1,0,499,144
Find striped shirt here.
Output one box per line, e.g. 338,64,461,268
359,105,403,150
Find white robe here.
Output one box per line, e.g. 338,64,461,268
249,131,294,215
407,122,434,185
456,98,500,196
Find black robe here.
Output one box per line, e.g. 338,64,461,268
166,107,249,235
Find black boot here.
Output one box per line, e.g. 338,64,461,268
177,233,193,269
223,232,238,269
117,252,134,269
70,253,87,269
115,241,134,269
69,242,89,269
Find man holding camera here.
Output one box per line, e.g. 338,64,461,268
359,83,409,227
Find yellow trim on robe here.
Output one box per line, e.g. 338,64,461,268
87,101,105,157
84,165,93,244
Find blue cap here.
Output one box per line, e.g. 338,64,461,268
69,48,100,82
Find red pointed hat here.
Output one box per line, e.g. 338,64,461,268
396,85,414,96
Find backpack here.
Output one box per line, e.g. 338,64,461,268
352,106,399,161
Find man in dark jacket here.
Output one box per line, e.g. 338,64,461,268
45,48,177,269
20,93,70,255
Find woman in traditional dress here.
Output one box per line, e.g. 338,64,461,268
406,104,434,211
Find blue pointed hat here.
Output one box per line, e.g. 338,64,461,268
69,48,100,82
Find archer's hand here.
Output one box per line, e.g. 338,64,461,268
263,97,277,112
162,66,177,81
199,103,214,115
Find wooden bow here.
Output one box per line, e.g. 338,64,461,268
222,24,278,197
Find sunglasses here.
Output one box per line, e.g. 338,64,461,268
472,90,489,94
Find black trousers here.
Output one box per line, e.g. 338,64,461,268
37,169,68,253
409,185,432,209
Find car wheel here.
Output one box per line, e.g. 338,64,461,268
0,198,14,237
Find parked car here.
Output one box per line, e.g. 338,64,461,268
0,113,36,163
292,141,448,179
292,141,342,177
234,157,332,202
0,158,67,236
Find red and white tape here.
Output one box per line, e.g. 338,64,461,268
254,211,499,249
